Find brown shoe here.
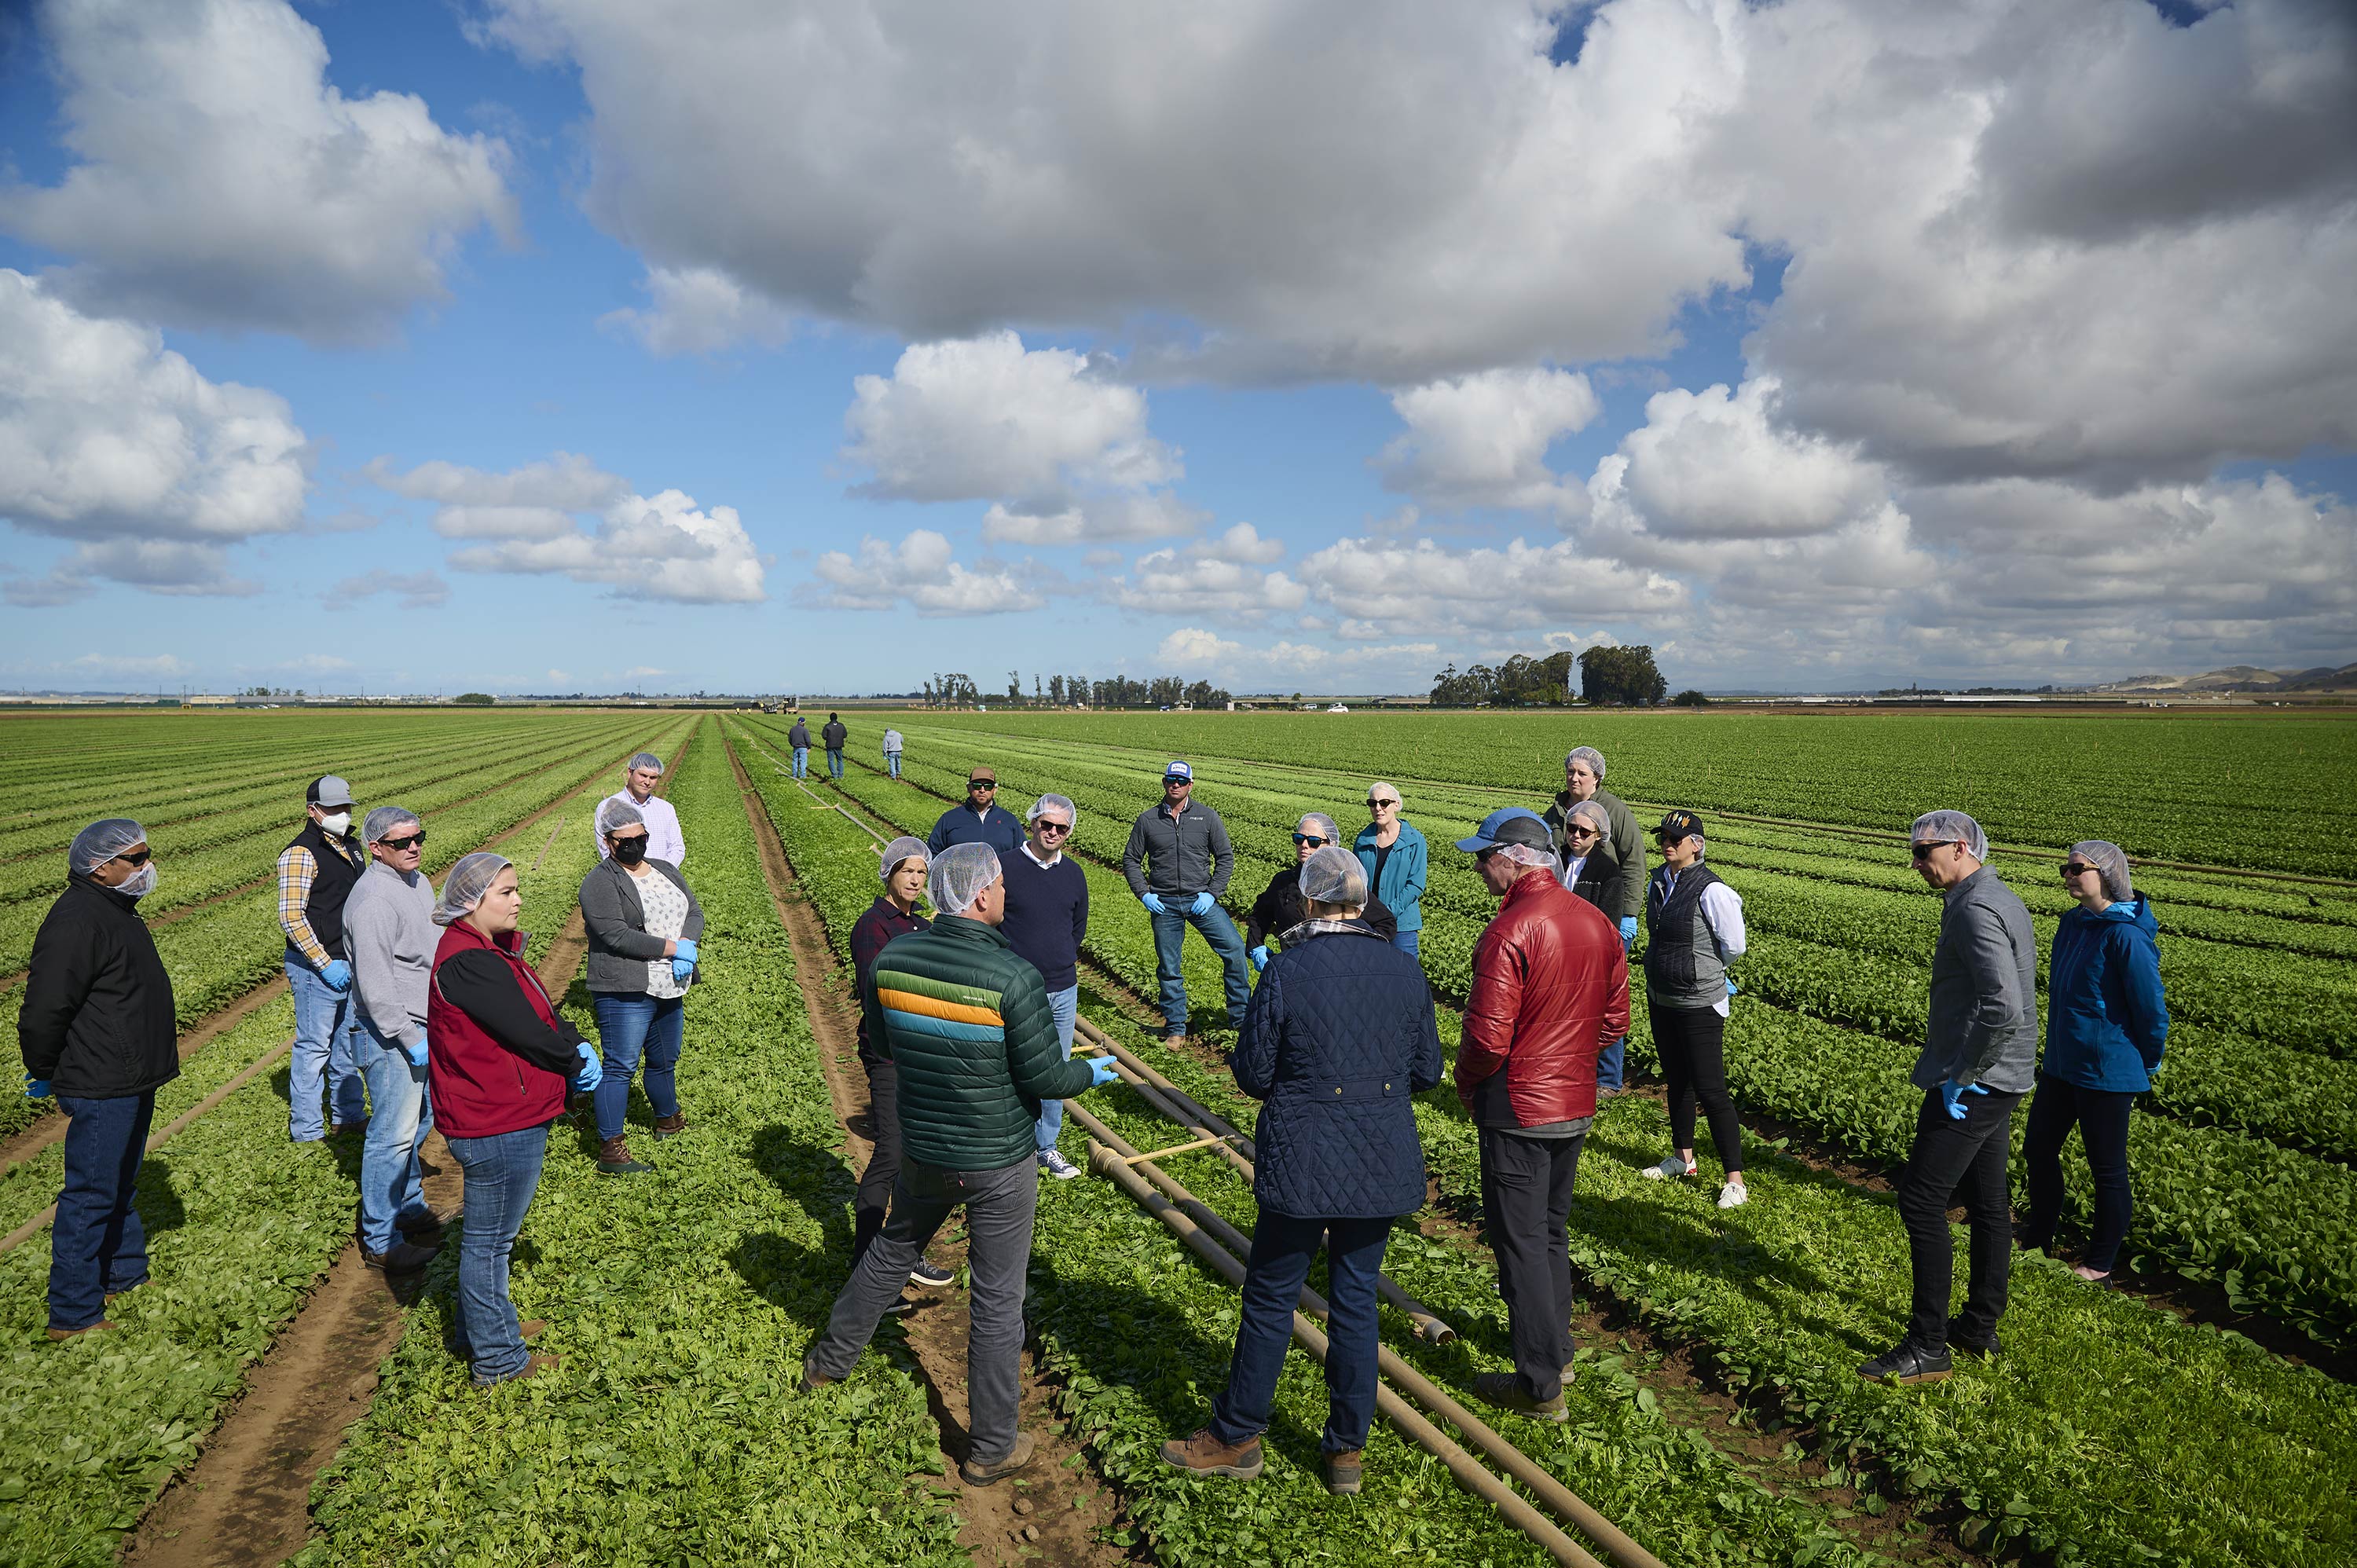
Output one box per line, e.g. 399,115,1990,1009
797,1361,838,1394
1469,1371,1568,1422
1322,1449,1363,1495
519,1319,547,1342
475,1353,561,1390
652,1112,689,1140
46,1319,116,1342
328,1121,366,1136
596,1136,651,1174
960,1430,1037,1486
1159,1427,1264,1479
362,1239,442,1275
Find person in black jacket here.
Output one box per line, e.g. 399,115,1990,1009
18,819,179,1339
1241,812,1394,975
844,835,951,1299
1163,846,1442,1497
822,713,849,781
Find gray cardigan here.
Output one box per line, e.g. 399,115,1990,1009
1915,866,2039,1094
578,856,706,995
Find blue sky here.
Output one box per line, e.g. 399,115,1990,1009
2,0,2352,697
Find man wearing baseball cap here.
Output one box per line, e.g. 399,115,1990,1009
278,775,369,1141
1121,760,1250,1044
927,766,1024,855
1452,808,1628,1422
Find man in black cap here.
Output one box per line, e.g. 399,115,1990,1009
1637,811,1750,1211
278,774,369,1141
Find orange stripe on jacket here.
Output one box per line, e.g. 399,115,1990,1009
878,987,1003,1029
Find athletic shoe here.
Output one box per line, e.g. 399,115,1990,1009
1640,1156,1696,1181
908,1258,956,1288
1857,1341,1952,1384
1717,1182,1750,1210
1949,1332,2002,1360
1468,1371,1568,1422
1039,1149,1082,1181
962,1431,1040,1486
1159,1428,1263,1479
1321,1450,1362,1496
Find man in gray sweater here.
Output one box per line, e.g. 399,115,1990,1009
1120,760,1250,1042
1861,808,2039,1385
343,805,444,1275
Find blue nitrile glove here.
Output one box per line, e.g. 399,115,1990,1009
670,958,695,983
1939,1079,1989,1120
1249,945,1269,973
674,938,699,965
1087,1057,1121,1087
574,1042,604,1094
320,958,353,991
1189,892,1215,916
1141,893,1167,915
403,1039,428,1068
1618,916,1637,948
1726,977,1739,996
24,1075,51,1100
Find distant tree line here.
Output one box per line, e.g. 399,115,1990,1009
1430,645,1670,708
918,672,1232,709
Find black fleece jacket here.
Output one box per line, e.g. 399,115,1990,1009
18,877,180,1098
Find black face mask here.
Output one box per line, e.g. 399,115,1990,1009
613,837,648,866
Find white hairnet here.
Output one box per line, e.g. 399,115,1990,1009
1912,809,1987,860
627,751,665,775
1566,800,1611,836
363,805,420,844
1565,746,1607,780
929,842,1002,915
1297,844,1368,907
599,799,647,835
1027,793,1077,826
69,819,147,876
1298,811,1342,845
434,852,513,926
2071,840,2135,902
1497,844,1556,873
880,836,930,881
1369,780,1402,805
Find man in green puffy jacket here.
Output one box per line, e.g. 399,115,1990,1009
801,842,1118,1486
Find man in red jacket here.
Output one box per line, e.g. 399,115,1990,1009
1454,808,1629,1420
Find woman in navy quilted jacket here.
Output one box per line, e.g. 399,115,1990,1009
1160,846,1443,1497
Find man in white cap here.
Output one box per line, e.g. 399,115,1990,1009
278,775,368,1141
593,751,684,866
1120,760,1250,1044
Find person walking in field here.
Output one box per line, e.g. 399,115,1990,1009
1162,846,1443,1496
20,820,176,1340
429,854,602,1387
593,750,684,866
342,806,445,1276
1122,760,1252,1043
823,713,849,781
801,844,1120,1486
280,775,369,1141
928,766,1025,855
1245,812,1395,973
2017,839,2168,1284
1000,794,1090,1180
579,800,704,1176
882,726,904,779
1453,808,1628,1421
1637,811,1749,1208
1859,810,2038,1384
787,715,813,779
848,838,955,1304
1354,782,1428,958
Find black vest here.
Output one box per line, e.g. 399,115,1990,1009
1644,863,1729,1009
285,820,365,958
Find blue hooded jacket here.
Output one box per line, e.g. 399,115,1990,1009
2043,897,2169,1092
1352,819,1428,932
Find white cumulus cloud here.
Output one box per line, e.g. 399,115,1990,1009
1376,367,1599,515
806,529,1047,616
599,266,797,356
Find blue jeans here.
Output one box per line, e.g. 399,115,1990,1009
1391,929,1420,958
1149,903,1252,1034
447,1122,551,1384
885,753,901,779
1211,1211,1393,1454
1032,984,1079,1152
354,1017,432,1253
286,957,366,1140
592,991,685,1142
827,748,845,779
792,746,808,779
49,1092,155,1331
1596,1036,1627,1092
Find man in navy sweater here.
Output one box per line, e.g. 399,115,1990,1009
1000,793,1089,1179
929,766,1025,855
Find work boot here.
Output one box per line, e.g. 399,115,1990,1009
1158,1427,1264,1479
1469,1371,1568,1422
362,1238,442,1274
1322,1450,1363,1496
474,1353,561,1390
395,1209,446,1244
653,1112,690,1140
798,1362,838,1394
46,1319,116,1342
597,1135,652,1174
961,1431,1039,1486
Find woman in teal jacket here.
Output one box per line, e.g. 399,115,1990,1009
2018,839,2168,1281
1353,782,1427,958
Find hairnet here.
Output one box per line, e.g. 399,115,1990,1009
434,852,513,927
1299,811,1342,845
1497,843,1556,873
1911,809,1987,860
599,799,647,835
1368,780,1402,805
363,805,420,844
627,751,665,775
69,819,147,876
1566,800,1611,837
2070,840,2134,902
1297,844,1368,907
1027,793,1077,826
929,842,1001,915
880,835,930,882
1564,746,1607,781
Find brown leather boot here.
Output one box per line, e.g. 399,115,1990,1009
1322,1449,1363,1495
1159,1427,1264,1479
653,1112,689,1140
596,1136,651,1174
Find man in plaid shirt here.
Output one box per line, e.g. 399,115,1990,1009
280,775,369,1139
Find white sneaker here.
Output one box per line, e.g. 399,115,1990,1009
1640,1156,1696,1181
1717,1182,1749,1210
1038,1149,1082,1181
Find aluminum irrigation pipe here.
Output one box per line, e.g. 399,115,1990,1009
730,722,891,848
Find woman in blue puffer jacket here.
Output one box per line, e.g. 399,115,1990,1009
2018,839,2168,1282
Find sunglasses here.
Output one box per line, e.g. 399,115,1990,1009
112,848,153,866
379,832,427,852
1367,798,1395,809
2060,861,2097,877
969,781,996,790
1567,826,1601,840
1036,821,1072,834
1910,840,1960,860
1292,833,1329,847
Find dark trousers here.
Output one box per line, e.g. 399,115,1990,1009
1896,1086,2024,1350
49,1092,156,1331
1210,1211,1394,1455
1479,1125,1585,1401
1653,1004,1743,1174
852,1056,904,1262
2018,1074,2136,1273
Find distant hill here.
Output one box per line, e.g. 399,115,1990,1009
2092,661,2357,694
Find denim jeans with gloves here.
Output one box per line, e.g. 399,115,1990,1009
49,1092,156,1331
286,957,367,1139
592,991,685,1142
354,1016,433,1253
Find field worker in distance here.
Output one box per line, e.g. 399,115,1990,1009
279,774,369,1141
823,711,849,781
428,852,602,1388
1545,747,1644,953
1001,794,1091,1180
1354,782,1428,958
849,837,956,1307
579,800,705,1176
19,819,177,1341
787,713,813,779
1123,760,1252,1045
593,750,684,866
341,807,445,1277
882,724,905,780
1860,811,2038,1385
2018,839,2168,1284
928,765,1025,855
1453,808,1628,1422
801,843,1120,1488
1245,811,1396,974
1637,811,1750,1208
1555,800,1631,1097
1163,846,1442,1497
